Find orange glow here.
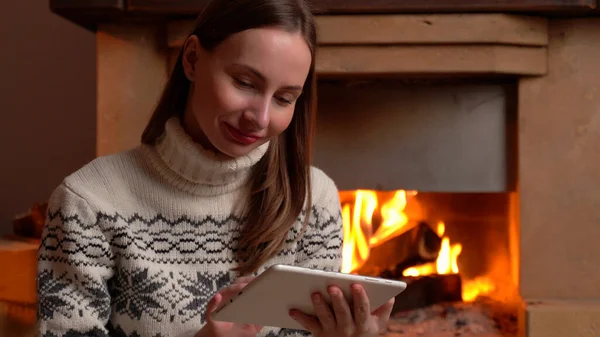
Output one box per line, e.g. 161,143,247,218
340,191,495,302
463,277,496,302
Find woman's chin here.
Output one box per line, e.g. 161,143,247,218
213,141,261,159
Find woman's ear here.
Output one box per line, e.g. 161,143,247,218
182,35,201,82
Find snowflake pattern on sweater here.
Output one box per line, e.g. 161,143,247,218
36,118,343,337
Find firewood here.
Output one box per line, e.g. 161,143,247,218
12,203,47,238
392,274,463,313
356,221,442,277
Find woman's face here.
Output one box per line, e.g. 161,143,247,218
181,27,312,158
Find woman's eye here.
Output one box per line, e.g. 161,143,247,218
234,78,254,89
275,96,293,106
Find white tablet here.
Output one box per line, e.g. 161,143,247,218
212,264,407,330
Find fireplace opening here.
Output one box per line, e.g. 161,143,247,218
337,190,520,336
339,190,518,301
313,77,521,336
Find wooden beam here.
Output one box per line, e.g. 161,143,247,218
317,14,548,46
316,45,547,76
50,0,125,29
309,0,597,14
167,14,548,77
51,0,123,11
50,0,599,28
126,0,210,13
126,0,596,14
167,14,549,48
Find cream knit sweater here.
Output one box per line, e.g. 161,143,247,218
36,117,343,337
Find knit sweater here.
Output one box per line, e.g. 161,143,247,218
36,117,343,337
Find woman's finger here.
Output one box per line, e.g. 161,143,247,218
328,286,354,332
311,292,336,331
219,282,246,294
217,283,247,302
205,292,223,322
351,284,371,331
233,276,256,284
289,310,321,333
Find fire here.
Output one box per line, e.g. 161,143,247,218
340,190,414,273
402,222,462,277
340,190,495,302
341,191,376,273
371,190,412,245
462,277,496,302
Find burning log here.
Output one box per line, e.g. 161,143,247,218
392,274,463,313
356,221,442,277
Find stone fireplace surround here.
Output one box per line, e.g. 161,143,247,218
50,1,600,336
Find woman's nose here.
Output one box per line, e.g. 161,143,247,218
243,98,270,130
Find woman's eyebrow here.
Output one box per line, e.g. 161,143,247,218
233,63,303,91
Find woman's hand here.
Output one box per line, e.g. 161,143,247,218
195,276,262,337
289,284,394,337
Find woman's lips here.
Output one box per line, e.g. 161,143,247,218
225,124,262,145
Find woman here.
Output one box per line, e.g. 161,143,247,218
36,0,394,336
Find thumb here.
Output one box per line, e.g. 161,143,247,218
205,292,223,323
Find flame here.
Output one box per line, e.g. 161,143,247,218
371,191,412,246
340,191,495,302
402,221,462,276
462,277,496,302
340,190,414,273
340,191,377,273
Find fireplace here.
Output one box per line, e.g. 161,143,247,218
312,78,521,335
45,1,600,337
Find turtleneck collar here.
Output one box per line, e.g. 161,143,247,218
148,117,269,196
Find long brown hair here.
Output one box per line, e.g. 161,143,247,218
141,0,317,275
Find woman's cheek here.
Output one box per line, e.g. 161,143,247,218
215,84,251,112
269,108,295,136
